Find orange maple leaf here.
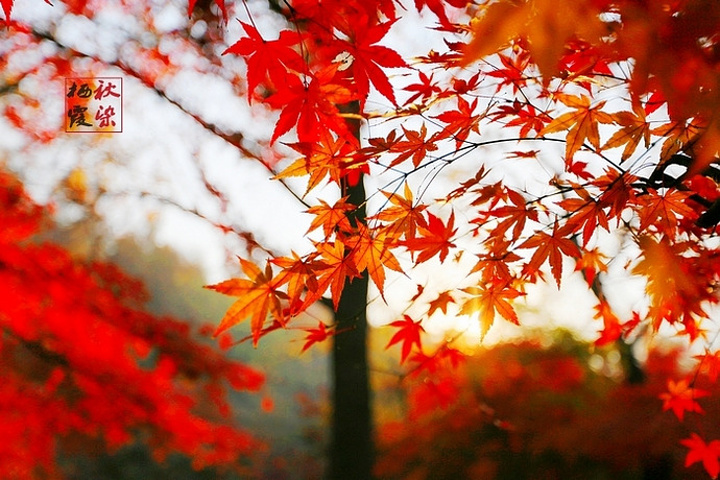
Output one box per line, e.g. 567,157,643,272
306,197,355,237
206,258,287,346
428,290,455,316
372,183,428,241
311,239,360,310
540,93,614,160
594,168,637,222
520,223,580,288
271,252,323,311
460,280,522,336
470,241,522,284
277,134,360,193
463,0,607,80
632,236,707,332
574,247,608,286
650,120,704,165
635,189,698,234
351,225,403,296
660,378,709,421
602,101,652,161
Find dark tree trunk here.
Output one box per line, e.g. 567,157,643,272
617,338,674,480
330,266,372,480
329,100,372,479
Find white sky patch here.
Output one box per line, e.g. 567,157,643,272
152,3,187,33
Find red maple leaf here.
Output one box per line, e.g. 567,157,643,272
494,101,552,138
486,51,532,94
482,187,538,241
403,211,457,263
659,378,709,421
433,96,480,148
1,0,14,23
301,322,333,352
681,433,720,479
695,350,720,383
413,0,466,28
386,315,425,363
388,124,438,168
404,71,442,105
520,222,580,288
223,22,304,101
265,66,354,143
336,19,407,107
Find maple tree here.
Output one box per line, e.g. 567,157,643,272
4,0,720,478
0,168,265,478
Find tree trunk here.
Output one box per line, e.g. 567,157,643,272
260,1,373,471
617,339,674,480
331,264,372,480
329,100,373,479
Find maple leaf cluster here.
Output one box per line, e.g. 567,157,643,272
0,169,265,477
209,1,720,475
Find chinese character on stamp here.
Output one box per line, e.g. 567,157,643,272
65,77,122,133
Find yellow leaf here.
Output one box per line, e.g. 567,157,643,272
64,168,88,203
460,281,522,337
